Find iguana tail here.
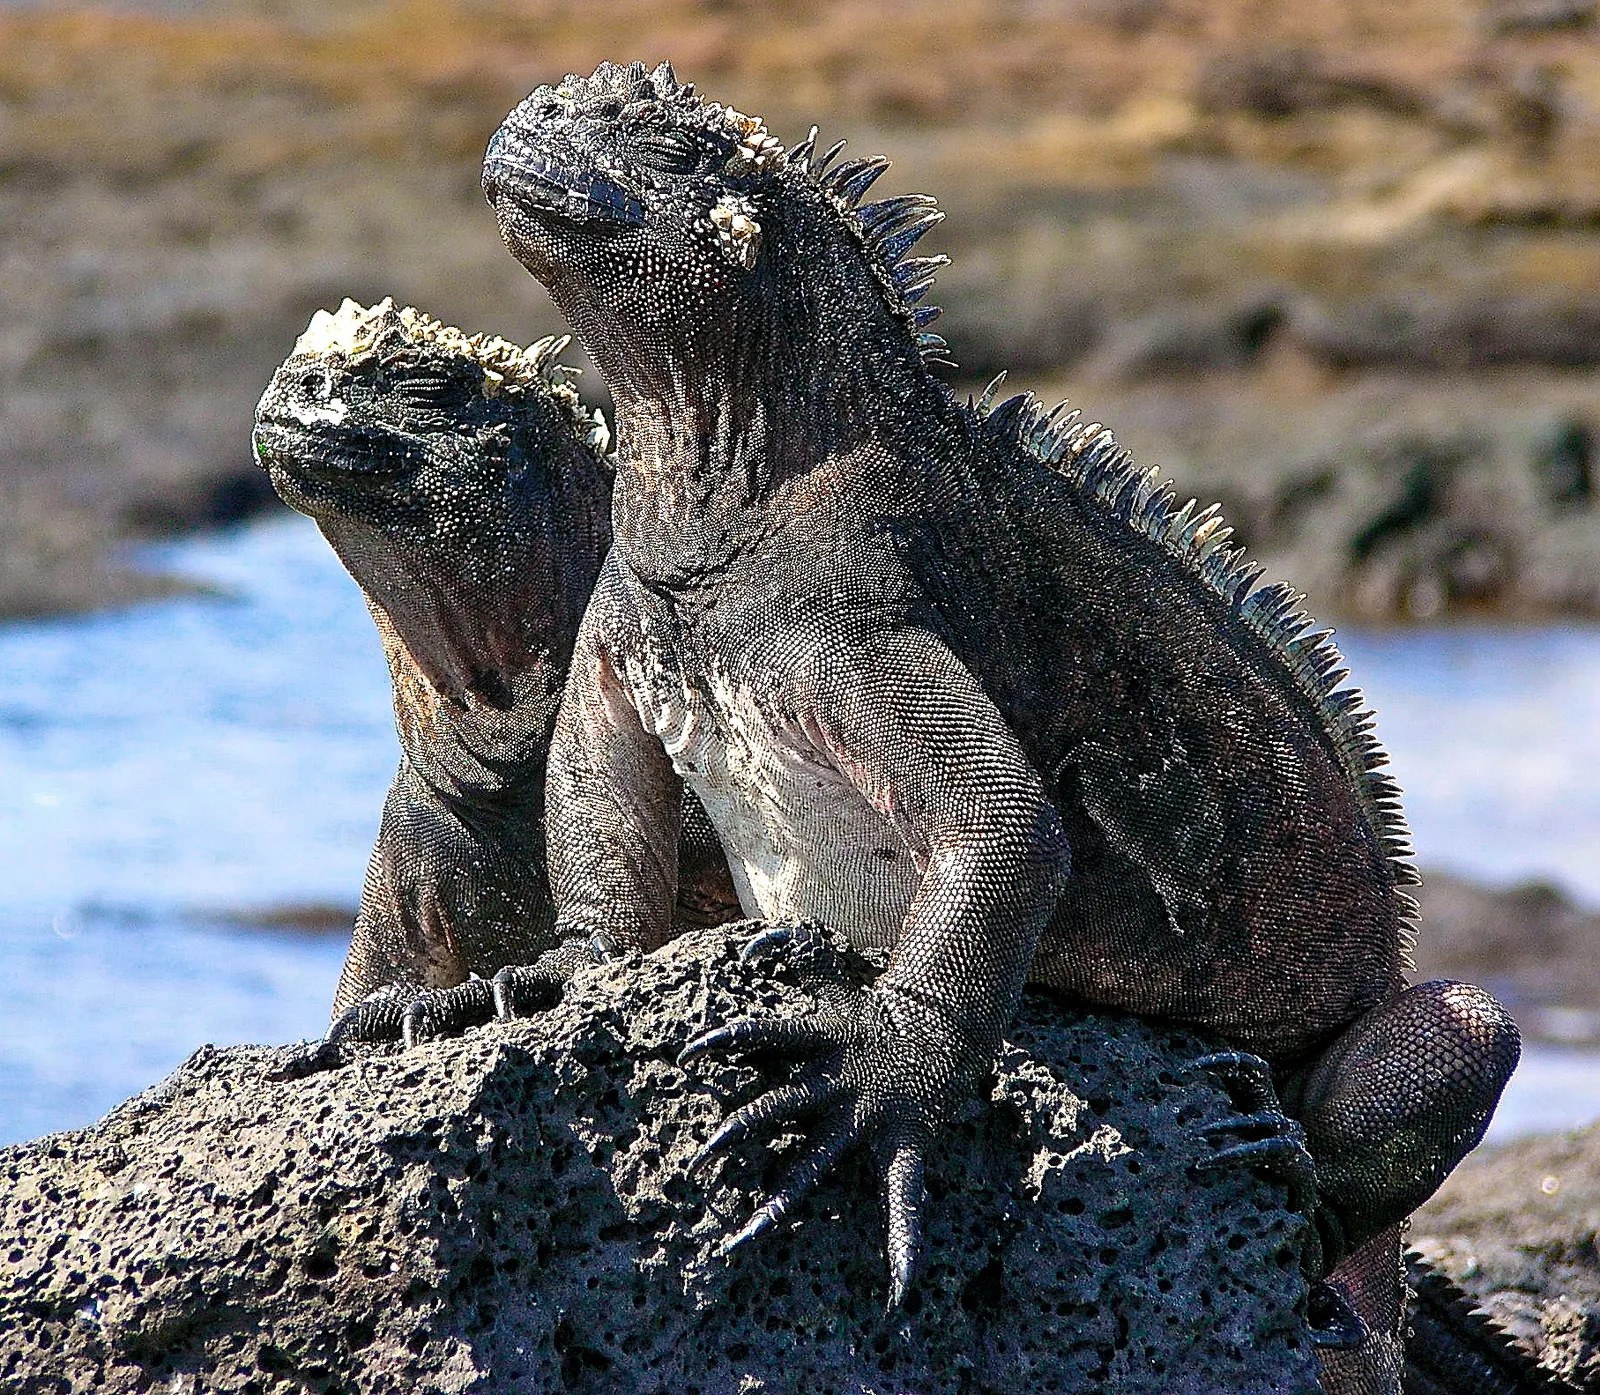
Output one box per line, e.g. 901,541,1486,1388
1404,1250,1570,1394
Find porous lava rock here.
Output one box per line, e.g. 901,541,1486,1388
0,925,1316,1394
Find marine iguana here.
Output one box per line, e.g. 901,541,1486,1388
252,297,738,1045
467,60,1525,1390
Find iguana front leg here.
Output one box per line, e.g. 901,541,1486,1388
544,616,686,954
315,604,694,1060
370,615,691,1040
311,763,562,1057
681,628,1072,1305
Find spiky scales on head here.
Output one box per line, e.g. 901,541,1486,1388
253,299,611,707
481,59,952,388
278,296,606,447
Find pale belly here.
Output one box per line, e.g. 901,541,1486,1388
631,665,921,947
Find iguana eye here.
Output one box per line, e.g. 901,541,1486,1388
630,127,715,175
386,370,460,411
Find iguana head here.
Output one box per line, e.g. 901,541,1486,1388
482,61,950,409
253,298,612,707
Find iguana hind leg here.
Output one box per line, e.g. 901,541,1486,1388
1289,980,1520,1265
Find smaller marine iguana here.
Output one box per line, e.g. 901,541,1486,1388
253,298,738,1045
469,62,1525,1393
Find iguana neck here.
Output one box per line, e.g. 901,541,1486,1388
371,601,565,813
556,217,959,584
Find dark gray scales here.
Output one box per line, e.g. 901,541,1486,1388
252,299,738,1047
474,60,1525,1394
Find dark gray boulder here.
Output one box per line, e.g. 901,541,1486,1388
0,926,1316,1395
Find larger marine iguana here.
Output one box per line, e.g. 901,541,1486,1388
252,297,738,1042
465,60,1526,1391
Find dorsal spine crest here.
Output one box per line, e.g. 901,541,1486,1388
977,391,1422,942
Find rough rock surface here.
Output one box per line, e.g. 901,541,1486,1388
1413,1122,1600,1391
0,926,1316,1395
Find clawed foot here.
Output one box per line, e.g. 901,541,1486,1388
1190,1050,1365,1351
1191,1051,1318,1220
275,934,620,1078
679,922,951,1311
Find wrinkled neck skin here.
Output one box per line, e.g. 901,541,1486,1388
547,206,958,587
368,599,565,822
320,463,610,815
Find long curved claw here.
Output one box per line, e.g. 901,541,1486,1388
678,1014,839,1067
736,919,850,989
880,1136,928,1312
739,923,804,967
490,963,564,1019
1306,1281,1369,1350
689,1075,841,1175
720,1123,855,1256
1197,1110,1306,1140
488,935,617,1020
1193,1124,1318,1230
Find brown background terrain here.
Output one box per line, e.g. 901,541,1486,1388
3,0,1600,618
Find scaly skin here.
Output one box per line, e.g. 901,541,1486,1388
253,298,738,1046
477,63,1522,1392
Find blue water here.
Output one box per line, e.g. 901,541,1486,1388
1,513,1596,1145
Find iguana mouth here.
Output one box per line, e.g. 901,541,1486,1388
251,419,416,488
482,127,645,227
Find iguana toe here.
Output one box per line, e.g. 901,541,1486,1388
1190,1050,1374,1352
1192,1051,1322,1246
718,1120,855,1256
1193,1129,1317,1209
689,1073,846,1175
326,989,409,1052
678,1015,839,1066
735,918,854,987
401,979,499,1047
880,1132,927,1311
270,988,412,1076
481,935,614,1023
1192,1049,1280,1111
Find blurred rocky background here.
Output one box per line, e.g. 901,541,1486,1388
4,0,1600,618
